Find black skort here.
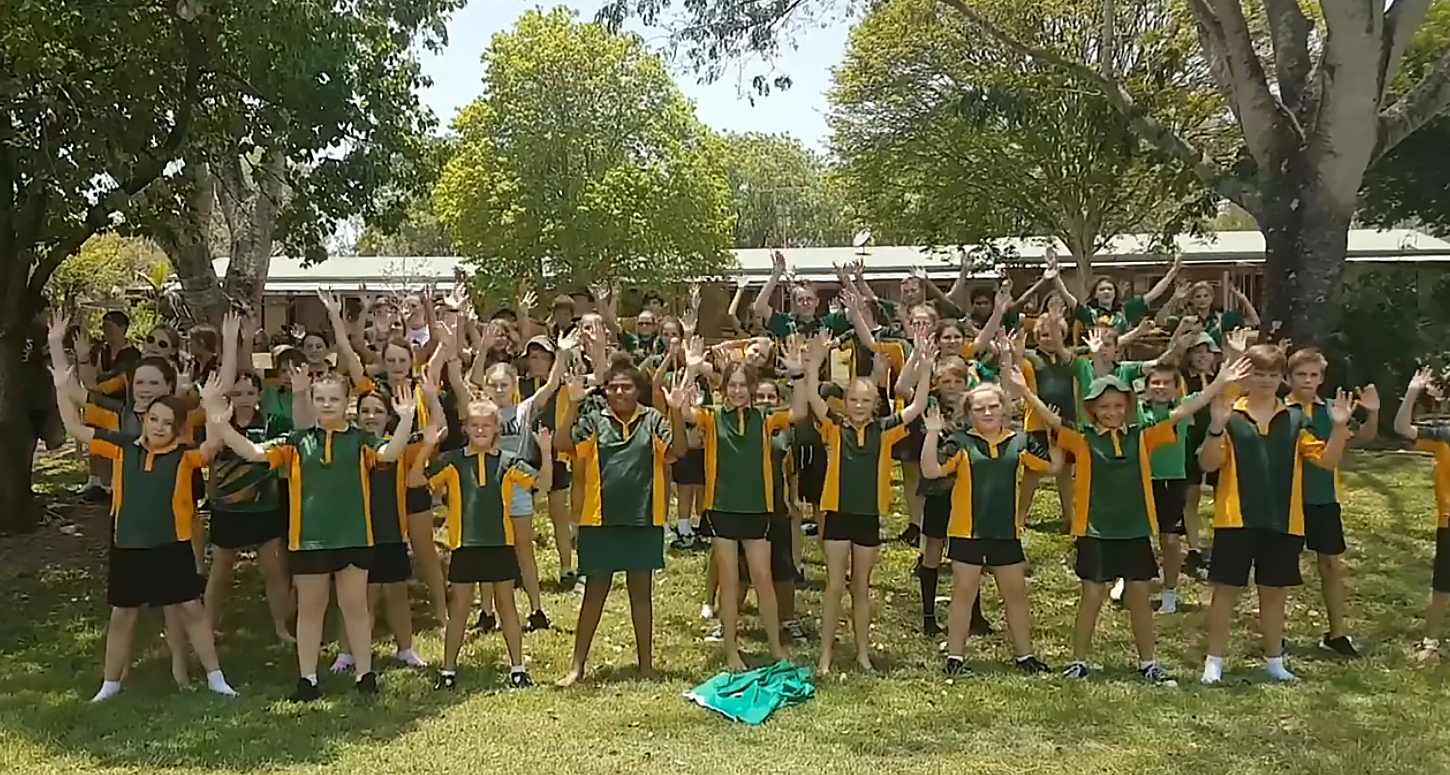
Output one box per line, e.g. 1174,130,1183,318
108,542,204,609
448,545,520,584
1074,536,1158,583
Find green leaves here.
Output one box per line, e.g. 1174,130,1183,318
434,9,734,300
720,132,854,248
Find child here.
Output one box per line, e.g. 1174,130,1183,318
1180,333,1222,576
1024,360,1244,683
793,331,933,674
1284,348,1379,656
52,368,237,702
517,334,581,587
1132,361,1197,614
411,401,553,689
755,378,808,644
1394,367,1450,662
205,372,417,701
1197,344,1354,685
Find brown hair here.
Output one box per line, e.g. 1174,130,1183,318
189,323,220,357
1286,347,1328,374
719,361,759,389
1149,360,1181,378
311,370,352,394
145,395,191,442
1245,343,1287,373
132,355,178,390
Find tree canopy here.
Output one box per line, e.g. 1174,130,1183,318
434,8,736,299
720,131,854,249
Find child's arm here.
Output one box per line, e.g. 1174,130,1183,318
218,312,241,391
972,281,1012,354
1230,285,1261,328
1168,357,1250,425
50,367,95,445
553,377,586,455
1355,384,1380,442
378,386,419,463
1004,365,1062,431
1395,368,1431,440
725,276,749,331
920,409,948,479
803,333,832,423
1142,255,1183,307
753,250,788,324
898,341,937,425
1197,392,1234,473
1306,389,1356,469
319,289,366,387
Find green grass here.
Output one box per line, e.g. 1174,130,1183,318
3,450,1449,774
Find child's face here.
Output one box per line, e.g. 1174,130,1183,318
899,277,923,305
936,371,967,402
790,287,816,317
1089,389,1130,429
909,308,933,332
383,343,412,378
605,374,641,415
1188,344,1216,372
967,389,1004,431
1191,286,1214,311
724,370,752,408
754,382,780,408
971,295,993,321
938,326,965,351
484,372,515,407
1289,362,1324,397
102,318,126,342
1246,367,1283,397
465,411,500,449
143,402,180,447
1095,332,1119,361
310,380,349,423
1093,279,1117,308
130,364,171,407
844,380,877,423
525,347,553,377
1147,371,1177,402
636,310,657,334
229,379,260,412
301,334,328,364
1035,318,1061,349
357,395,390,435
744,338,771,369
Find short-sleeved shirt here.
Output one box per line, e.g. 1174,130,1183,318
938,429,1051,539
618,332,667,362
84,395,205,444
764,311,852,341
208,415,281,513
426,448,538,548
258,385,296,435
1072,297,1152,342
693,405,793,514
769,425,795,518
1208,398,1327,536
93,345,141,398
1413,425,1450,529
1056,421,1178,539
369,435,429,545
571,406,674,527
1285,395,1343,505
1168,309,1245,346
89,430,207,548
265,425,381,551
1138,399,1194,480
1070,358,1148,418
1021,349,1078,430
800,410,909,516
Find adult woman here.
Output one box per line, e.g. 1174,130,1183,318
1047,252,1180,344
554,355,688,687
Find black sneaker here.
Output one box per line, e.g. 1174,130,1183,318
898,524,921,545
509,671,534,689
1321,634,1360,658
1063,661,1090,680
434,671,457,691
355,671,379,695
527,610,550,632
559,570,579,588
783,619,809,644
1015,655,1050,674
290,677,322,702
944,656,971,676
81,484,109,503
474,610,497,633
1139,663,1177,685
969,615,995,637
923,616,943,636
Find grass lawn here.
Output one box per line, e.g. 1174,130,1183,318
2,448,1449,775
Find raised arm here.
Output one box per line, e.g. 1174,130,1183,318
1169,357,1250,425
1045,249,1079,310
1396,368,1433,440
46,312,88,405
1355,384,1380,442
378,384,419,463
725,276,749,331
898,339,938,425
1197,392,1233,473
319,289,366,386
288,366,315,430
1005,365,1062,431
50,367,95,445
218,312,242,389
972,280,1013,353
1310,389,1357,469
752,250,787,322
594,283,623,336
920,409,948,479
802,332,832,423
1142,255,1183,306
1230,284,1261,328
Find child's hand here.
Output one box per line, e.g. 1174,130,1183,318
393,383,417,417
533,426,554,450
1409,366,1435,393
923,407,945,434
1356,384,1380,413
1329,388,1357,425
1215,356,1251,385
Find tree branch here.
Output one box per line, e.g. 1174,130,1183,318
1376,47,1450,161
1381,0,1434,101
936,0,1260,211
1189,0,1297,162
1262,0,1313,109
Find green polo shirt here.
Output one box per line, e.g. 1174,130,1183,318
266,425,381,551
259,385,296,435
369,435,429,546
939,429,1051,539
1285,395,1342,506
695,405,793,514
1022,349,1077,429
427,448,537,548
90,430,206,549
1057,421,1177,539
208,416,280,513
1072,297,1152,340
799,410,908,516
1070,358,1147,416
572,405,674,527
618,332,667,361
1211,398,1327,536
1138,399,1194,480
764,310,853,340
1168,309,1244,346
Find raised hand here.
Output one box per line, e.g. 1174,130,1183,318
419,370,439,400
1043,247,1059,280
1224,327,1249,355
1329,388,1357,425
771,250,786,274
1084,327,1105,355
222,311,242,347
1409,366,1435,392
533,426,554,451
804,329,831,366
684,336,707,371
1215,356,1252,385
995,278,1014,310
46,310,67,345
1004,365,1028,396
557,332,579,354
422,420,445,448
393,382,417,417
49,364,74,388
72,325,92,361
923,407,945,434
518,285,537,313
198,371,229,413
1356,384,1380,413
781,336,804,374
317,288,342,317
288,364,311,395
564,375,587,404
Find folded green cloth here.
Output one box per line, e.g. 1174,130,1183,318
684,660,815,724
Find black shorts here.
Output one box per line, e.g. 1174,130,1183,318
1074,536,1158,583
108,542,204,609
209,508,287,549
922,494,951,540
290,547,373,576
549,459,572,492
448,545,520,584
947,537,1026,567
708,511,770,542
696,510,715,539
794,444,827,506
1209,527,1304,588
822,512,881,547
672,449,706,485
1434,527,1450,594
405,487,433,515
1152,479,1187,535
1304,502,1346,556
369,543,412,584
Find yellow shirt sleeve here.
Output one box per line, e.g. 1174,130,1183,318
1141,421,1178,453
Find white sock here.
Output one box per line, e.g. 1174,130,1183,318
1139,659,1157,671
1265,656,1297,681
510,664,527,675
1201,655,1224,685
206,670,238,697
302,673,319,686
85,475,102,488
440,668,457,677
676,519,693,536
90,680,122,703
397,649,427,667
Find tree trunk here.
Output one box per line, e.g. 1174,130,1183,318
1256,184,1352,346
0,259,41,535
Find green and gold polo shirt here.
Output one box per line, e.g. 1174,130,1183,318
1071,297,1152,343
1210,397,1327,536
1021,348,1078,429
938,429,1051,540
208,414,280,513
265,425,382,551
693,405,793,514
369,434,429,546
1138,399,1195,481
571,405,674,527
1284,395,1343,506
1412,425,1450,529
90,430,208,548
764,310,853,341
426,447,537,548
1057,421,1177,539
802,410,909,516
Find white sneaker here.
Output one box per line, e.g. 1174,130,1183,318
1158,589,1177,614
704,622,724,643
700,603,717,620
1109,578,1125,604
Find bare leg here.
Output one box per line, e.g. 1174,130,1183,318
494,580,524,669
817,540,851,675
335,566,374,677
901,462,923,530
513,515,544,613
703,546,719,610
1316,552,1349,639
442,583,474,671
407,512,449,627
162,606,190,687
1428,591,1449,640
1161,534,1183,594
256,539,296,642
743,538,785,660
1071,582,1106,661
294,574,332,678
849,543,879,671
1258,585,1289,658
1205,584,1241,657
1123,581,1156,662
1055,464,1075,534
382,583,413,653
946,563,985,658
1183,484,1204,553
174,599,224,672
558,575,611,687
548,489,574,573
994,564,1034,657
1017,470,1044,529
715,537,747,671
101,607,141,682
626,571,655,677
203,547,238,634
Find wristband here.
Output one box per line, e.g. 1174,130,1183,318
788,371,806,380
1207,427,1225,437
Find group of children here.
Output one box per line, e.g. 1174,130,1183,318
41,247,1450,702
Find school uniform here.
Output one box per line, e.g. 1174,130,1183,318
1410,426,1450,593
938,429,1052,566
1204,397,1329,588
765,427,798,580
763,310,854,341
641,357,709,486
1070,297,1153,343
89,430,208,608
1286,395,1349,556
207,414,286,549
801,410,910,548
367,435,428,584
1056,421,1179,582
264,425,385,575
426,448,539,583
570,405,675,575
1181,373,1219,487
520,375,572,491
694,405,793,541
1021,349,1078,439
918,400,960,541
1139,399,1194,536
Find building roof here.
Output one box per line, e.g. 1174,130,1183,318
229,229,1450,293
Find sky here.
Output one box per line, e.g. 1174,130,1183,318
416,0,850,151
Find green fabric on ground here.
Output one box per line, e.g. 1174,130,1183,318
684,660,815,724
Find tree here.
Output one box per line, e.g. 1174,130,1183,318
719,131,854,248
355,197,457,256
829,0,1221,289
598,0,1450,344
1,0,459,532
48,235,168,312
434,8,736,299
